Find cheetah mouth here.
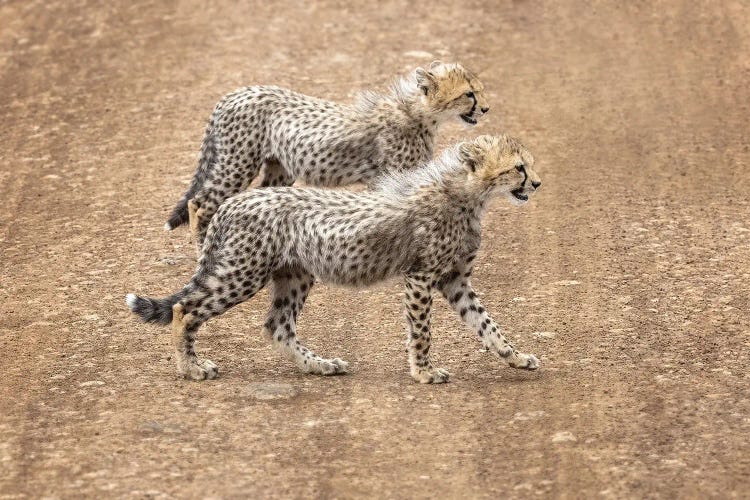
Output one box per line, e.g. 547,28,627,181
460,113,477,125
511,189,528,201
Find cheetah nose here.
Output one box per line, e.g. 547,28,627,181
481,107,489,114
531,180,541,189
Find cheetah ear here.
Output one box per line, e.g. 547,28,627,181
458,142,482,173
429,60,444,70
415,67,438,96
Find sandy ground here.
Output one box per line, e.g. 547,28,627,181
1,0,749,498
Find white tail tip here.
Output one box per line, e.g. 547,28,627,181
125,293,137,310
164,222,173,231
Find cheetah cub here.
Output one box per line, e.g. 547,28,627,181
164,61,490,246
128,135,541,384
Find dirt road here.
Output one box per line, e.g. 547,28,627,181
1,1,749,497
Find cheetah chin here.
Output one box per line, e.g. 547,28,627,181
460,113,477,125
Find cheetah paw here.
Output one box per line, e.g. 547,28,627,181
182,357,219,381
411,366,451,384
317,358,350,376
509,353,540,371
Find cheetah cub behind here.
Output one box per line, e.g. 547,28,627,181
128,135,541,384
164,61,490,246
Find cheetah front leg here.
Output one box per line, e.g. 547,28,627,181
403,273,450,384
438,270,539,371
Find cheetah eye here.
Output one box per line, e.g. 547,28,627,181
465,91,475,98
516,164,525,172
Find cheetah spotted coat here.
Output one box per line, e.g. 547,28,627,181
164,62,490,246
129,135,541,384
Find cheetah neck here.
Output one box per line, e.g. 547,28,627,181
375,148,494,214
355,78,443,134
390,86,444,133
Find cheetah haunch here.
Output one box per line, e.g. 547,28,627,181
129,135,541,384
164,61,490,247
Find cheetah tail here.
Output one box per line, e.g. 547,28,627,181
165,117,218,230
125,291,186,324
165,197,191,231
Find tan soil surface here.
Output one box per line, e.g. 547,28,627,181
1,1,749,498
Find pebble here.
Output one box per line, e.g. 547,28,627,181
403,50,433,59
142,421,181,434
554,280,580,286
511,410,546,422
79,380,105,387
244,382,297,400
533,331,556,339
551,431,577,443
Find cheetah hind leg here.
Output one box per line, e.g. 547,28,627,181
262,270,349,376
262,327,349,376
187,199,207,257
172,303,218,381
187,199,206,240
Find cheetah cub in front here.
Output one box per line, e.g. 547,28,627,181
164,61,490,246
128,135,541,384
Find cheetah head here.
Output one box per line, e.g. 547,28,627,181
415,61,489,126
458,134,541,205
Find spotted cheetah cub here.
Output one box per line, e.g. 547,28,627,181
128,135,541,384
164,61,490,246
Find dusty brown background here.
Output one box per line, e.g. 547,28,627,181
1,0,749,498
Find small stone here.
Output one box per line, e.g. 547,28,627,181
662,458,686,467
554,280,580,286
245,382,297,400
403,50,434,59
142,421,181,433
552,431,577,443
533,331,556,339
79,380,105,387
511,410,546,422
